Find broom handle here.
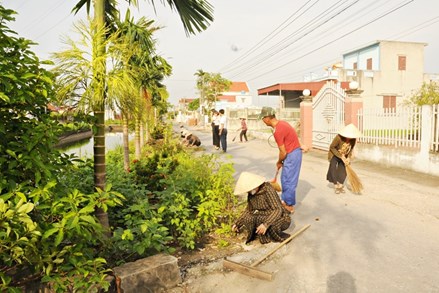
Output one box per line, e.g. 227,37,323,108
251,224,311,267
273,168,280,181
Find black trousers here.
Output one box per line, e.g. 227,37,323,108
212,124,220,147
326,156,347,185
240,130,248,141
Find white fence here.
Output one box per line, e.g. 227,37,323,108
358,106,422,148
432,104,439,152
358,104,439,152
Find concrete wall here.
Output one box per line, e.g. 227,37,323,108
355,144,439,177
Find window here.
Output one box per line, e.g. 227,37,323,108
398,56,406,70
366,58,372,70
353,62,357,70
383,96,396,109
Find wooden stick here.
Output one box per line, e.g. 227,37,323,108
251,224,311,267
223,259,273,281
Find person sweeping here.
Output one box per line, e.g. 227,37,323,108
326,123,362,194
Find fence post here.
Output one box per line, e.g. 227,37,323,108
300,96,313,148
420,105,433,155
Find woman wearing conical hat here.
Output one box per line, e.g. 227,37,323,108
232,172,292,244
326,124,361,194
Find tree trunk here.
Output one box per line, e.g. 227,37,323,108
122,113,130,171
135,118,141,160
93,0,110,234
143,88,152,143
140,122,144,147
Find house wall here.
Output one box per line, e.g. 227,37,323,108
340,41,426,108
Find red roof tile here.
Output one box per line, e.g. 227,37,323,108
228,82,249,93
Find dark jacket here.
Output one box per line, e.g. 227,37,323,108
328,135,356,161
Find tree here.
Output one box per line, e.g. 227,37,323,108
114,11,172,163
51,18,138,231
0,7,114,290
70,0,214,229
195,70,231,112
407,81,439,105
0,6,67,191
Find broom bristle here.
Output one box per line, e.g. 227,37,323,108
270,181,282,192
346,165,363,194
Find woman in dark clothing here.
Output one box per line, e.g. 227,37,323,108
326,123,361,194
232,172,292,244
211,110,220,150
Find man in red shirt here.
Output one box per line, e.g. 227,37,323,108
259,107,305,214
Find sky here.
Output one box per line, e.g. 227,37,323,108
3,0,439,105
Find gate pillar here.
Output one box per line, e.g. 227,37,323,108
300,95,313,148
344,84,363,127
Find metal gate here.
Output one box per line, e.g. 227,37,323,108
312,81,347,150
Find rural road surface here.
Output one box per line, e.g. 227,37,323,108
174,125,439,293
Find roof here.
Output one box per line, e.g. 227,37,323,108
342,40,428,57
257,80,349,96
228,82,249,93
179,98,195,103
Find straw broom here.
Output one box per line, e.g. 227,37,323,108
346,164,363,194
270,169,282,192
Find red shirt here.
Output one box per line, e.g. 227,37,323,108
274,120,300,153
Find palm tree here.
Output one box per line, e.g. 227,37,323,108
112,12,159,169
51,19,138,230
70,0,214,229
114,11,171,163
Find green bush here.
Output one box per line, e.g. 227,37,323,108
0,6,119,291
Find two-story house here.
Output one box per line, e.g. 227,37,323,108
338,40,426,108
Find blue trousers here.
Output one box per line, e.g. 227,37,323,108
281,148,302,206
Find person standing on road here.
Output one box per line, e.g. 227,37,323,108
218,109,228,152
211,110,220,150
232,171,292,244
327,123,361,194
259,106,307,214
239,117,248,142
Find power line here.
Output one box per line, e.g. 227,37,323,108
246,0,415,82
22,1,68,32
239,0,387,81
228,0,360,79
218,0,319,73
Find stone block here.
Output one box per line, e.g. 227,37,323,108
113,254,182,293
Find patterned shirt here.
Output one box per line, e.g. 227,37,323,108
234,182,291,244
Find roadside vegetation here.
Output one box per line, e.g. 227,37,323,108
0,3,240,292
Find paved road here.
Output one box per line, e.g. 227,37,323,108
177,125,439,293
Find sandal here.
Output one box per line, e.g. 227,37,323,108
340,187,346,193
335,188,341,194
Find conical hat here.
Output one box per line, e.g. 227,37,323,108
338,123,362,138
233,172,266,195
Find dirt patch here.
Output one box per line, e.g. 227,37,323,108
173,233,247,280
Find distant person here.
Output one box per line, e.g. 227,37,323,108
239,117,248,142
232,171,292,244
218,109,228,152
180,129,201,147
211,110,220,150
327,124,361,193
259,107,308,214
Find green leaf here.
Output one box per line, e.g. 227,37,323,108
79,205,95,214
17,202,34,214
43,228,59,239
79,215,96,224
55,229,64,246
